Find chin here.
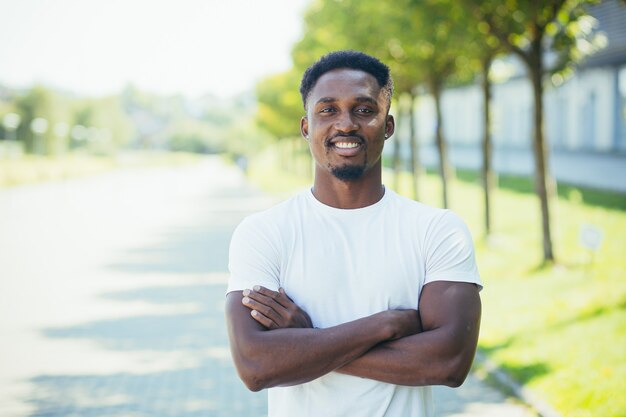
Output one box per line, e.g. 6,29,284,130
331,164,366,181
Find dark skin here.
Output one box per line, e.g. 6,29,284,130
242,282,480,386
225,68,481,392
300,68,395,209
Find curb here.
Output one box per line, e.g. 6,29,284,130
473,351,564,417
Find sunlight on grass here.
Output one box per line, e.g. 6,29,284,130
247,146,626,417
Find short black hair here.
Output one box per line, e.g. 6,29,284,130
299,50,394,111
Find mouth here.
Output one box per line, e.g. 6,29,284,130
335,142,359,149
326,135,364,156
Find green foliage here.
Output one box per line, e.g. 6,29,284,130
167,118,221,153
5,86,134,156
119,86,264,156
13,86,71,154
292,0,489,94
71,95,135,154
247,141,313,196
464,0,604,75
255,69,303,139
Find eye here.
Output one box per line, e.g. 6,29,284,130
355,107,374,114
319,107,335,114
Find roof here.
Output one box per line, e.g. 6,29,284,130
585,0,626,67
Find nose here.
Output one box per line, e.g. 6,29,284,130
335,112,358,133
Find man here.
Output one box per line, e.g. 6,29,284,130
225,50,482,417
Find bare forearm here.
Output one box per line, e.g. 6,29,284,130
232,317,388,390
337,328,476,387
226,292,419,391
338,282,482,387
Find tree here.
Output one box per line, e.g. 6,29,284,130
14,86,71,155
400,0,480,208
457,3,508,237
467,0,604,262
480,52,496,237
255,69,309,173
74,96,134,154
255,70,303,140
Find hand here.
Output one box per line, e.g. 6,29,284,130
242,286,313,330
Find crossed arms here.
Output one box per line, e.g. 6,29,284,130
225,280,481,392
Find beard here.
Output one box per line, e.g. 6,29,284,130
330,163,366,181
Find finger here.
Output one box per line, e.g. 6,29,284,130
252,285,280,299
279,287,294,302
254,285,293,309
250,309,276,329
247,289,291,313
242,296,282,323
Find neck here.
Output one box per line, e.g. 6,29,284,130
312,165,384,209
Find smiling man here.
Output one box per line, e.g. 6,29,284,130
225,50,482,417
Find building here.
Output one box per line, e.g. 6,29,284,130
404,0,626,192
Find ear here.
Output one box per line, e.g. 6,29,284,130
300,116,309,140
385,114,395,140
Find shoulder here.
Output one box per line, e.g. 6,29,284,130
386,191,474,246
387,190,450,225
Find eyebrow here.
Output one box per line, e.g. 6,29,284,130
354,96,378,106
314,96,378,106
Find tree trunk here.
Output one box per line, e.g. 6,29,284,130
408,92,421,201
528,41,555,262
481,55,495,236
432,80,450,209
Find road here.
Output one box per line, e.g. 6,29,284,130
0,156,537,416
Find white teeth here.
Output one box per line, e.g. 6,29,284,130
335,142,359,149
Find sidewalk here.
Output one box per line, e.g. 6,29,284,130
416,145,626,192
0,156,540,416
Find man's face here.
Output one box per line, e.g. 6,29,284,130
301,68,394,182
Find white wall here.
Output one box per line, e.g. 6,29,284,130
413,65,619,153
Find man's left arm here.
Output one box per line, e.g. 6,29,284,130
336,280,481,387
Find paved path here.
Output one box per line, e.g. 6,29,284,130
0,156,537,416
417,145,626,192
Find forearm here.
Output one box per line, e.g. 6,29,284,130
232,317,388,390
338,282,482,387
226,292,414,391
337,326,477,387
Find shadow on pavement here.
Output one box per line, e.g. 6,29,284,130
27,184,269,416
30,282,266,417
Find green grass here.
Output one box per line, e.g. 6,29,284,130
0,151,205,188
247,147,626,417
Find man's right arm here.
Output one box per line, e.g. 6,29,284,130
225,290,419,392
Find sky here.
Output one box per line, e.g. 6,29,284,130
0,0,310,98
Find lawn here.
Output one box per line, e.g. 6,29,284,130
247,147,626,417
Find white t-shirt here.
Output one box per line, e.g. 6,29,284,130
227,188,481,417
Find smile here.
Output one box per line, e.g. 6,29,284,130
335,142,360,149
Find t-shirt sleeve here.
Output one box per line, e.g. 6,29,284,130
423,210,482,290
227,216,281,294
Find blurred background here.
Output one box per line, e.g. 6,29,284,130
1,1,625,417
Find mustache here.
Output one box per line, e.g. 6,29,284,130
325,132,366,147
